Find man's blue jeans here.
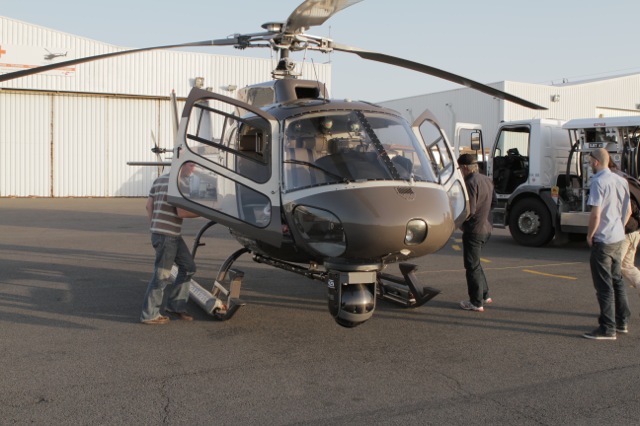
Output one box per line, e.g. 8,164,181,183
462,232,490,307
141,233,196,321
590,240,630,333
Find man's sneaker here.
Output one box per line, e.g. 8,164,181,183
483,297,493,305
459,300,484,312
616,325,628,334
141,315,170,325
583,328,616,340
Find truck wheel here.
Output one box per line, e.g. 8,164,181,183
508,198,554,247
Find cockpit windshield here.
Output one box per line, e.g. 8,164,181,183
283,110,437,191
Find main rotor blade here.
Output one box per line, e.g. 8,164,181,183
285,0,363,34
0,39,238,83
332,43,547,110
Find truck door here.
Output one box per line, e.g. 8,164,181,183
167,88,283,247
490,125,531,194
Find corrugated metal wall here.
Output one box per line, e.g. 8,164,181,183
380,74,640,151
0,91,175,197
0,91,51,196
0,16,331,197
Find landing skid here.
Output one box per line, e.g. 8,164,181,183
184,221,440,321
183,221,249,321
187,261,247,321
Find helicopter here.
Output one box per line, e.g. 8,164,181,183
0,0,545,327
43,48,68,61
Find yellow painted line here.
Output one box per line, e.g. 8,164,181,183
522,269,577,280
451,244,461,251
480,258,491,263
417,262,582,274
489,262,582,270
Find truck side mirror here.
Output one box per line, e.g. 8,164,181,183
470,130,481,151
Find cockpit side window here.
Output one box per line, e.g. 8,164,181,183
184,98,270,183
179,96,274,228
419,119,454,184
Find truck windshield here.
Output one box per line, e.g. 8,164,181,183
283,110,437,191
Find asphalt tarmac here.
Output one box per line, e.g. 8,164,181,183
1,198,639,425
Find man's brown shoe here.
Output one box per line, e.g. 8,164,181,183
166,310,193,321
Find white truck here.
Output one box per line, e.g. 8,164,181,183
462,116,640,246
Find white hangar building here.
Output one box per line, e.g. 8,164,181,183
379,73,640,153
0,16,331,197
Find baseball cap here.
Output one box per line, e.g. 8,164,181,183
457,153,477,166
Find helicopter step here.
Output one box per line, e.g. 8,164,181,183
171,265,245,321
377,263,440,308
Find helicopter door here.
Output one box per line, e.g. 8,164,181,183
412,109,469,227
168,88,283,247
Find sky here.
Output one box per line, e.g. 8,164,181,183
2,0,640,102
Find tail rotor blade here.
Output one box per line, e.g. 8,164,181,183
150,130,162,162
171,90,179,145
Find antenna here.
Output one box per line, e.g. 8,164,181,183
325,26,332,64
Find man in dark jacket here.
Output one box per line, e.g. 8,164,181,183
458,153,497,312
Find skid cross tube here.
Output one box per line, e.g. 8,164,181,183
377,263,440,307
252,253,327,282
191,220,217,259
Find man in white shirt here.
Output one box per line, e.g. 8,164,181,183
584,148,631,340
